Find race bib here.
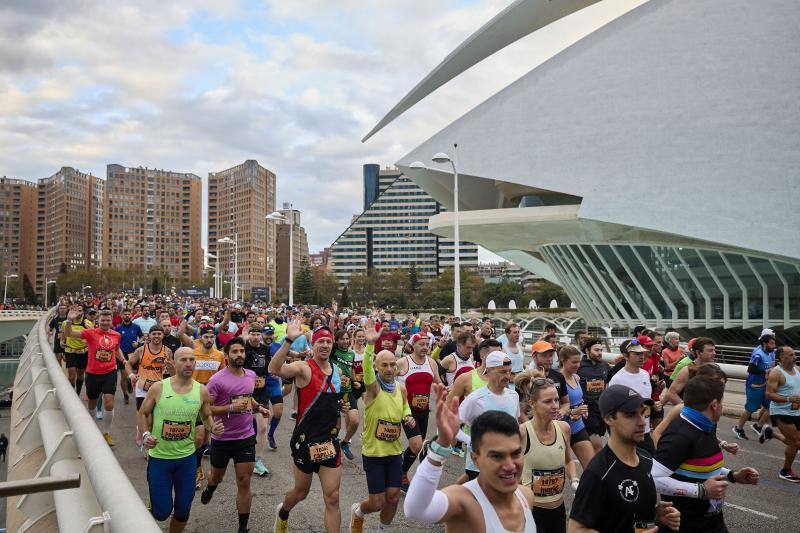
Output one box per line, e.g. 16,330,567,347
161,420,191,441
340,375,351,389
231,394,252,412
411,394,429,410
532,467,565,498
309,440,336,463
375,419,401,441
195,359,221,371
255,376,266,389
143,379,158,391
586,379,605,394
95,349,113,363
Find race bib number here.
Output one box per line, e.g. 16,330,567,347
340,375,351,390
532,467,565,498
375,419,401,441
309,440,336,463
95,349,113,363
161,420,191,441
586,379,605,394
231,394,252,412
255,376,266,389
143,379,158,391
411,394,429,410
195,359,221,371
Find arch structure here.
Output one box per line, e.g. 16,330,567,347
368,0,800,342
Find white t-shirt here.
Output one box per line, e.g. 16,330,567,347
608,367,653,433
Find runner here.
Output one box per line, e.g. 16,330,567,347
765,345,800,482
115,308,143,405
519,371,574,533
577,337,611,453
138,347,223,532
404,385,537,532
639,334,666,431
343,327,368,447
608,339,657,453
63,305,93,395
734,331,776,440
48,306,68,365
440,331,475,387
242,323,273,476
64,306,133,446
350,338,415,532
498,323,525,384
270,319,343,533
133,304,157,334
201,337,269,533
525,340,570,416
331,329,358,460
127,323,173,448
661,331,684,383
396,330,443,491
558,345,596,469
652,375,759,532
569,385,680,533
663,337,716,407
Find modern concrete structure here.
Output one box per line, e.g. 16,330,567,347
275,204,309,303
104,164,202,283
371,0,800,343
35,167,104,294
208,160,277,297
0,178,37,299
330,165,478,286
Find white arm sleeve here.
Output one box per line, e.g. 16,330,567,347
651,459,700,498
403,456,451,524
456,429,471,445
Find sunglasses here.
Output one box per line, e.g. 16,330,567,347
531,377,555,387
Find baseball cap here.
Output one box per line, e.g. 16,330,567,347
409,332,429,345
599,385,654,417
484,350,512,369
759,328,775,340
636,335,655,347
263,326,275,335
532,340,556,353
234,303,243,309
626,341,648,354
199,325,215,336
200,315,212,323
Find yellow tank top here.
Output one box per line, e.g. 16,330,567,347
65,319,93,353
522,420,567,505
192,340,225,384
362,386,405,457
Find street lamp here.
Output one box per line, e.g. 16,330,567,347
3,273,18,305
44,279,57,309
410,144,462,318
218,235,238,300
207,253,221,298
82,285,92,297
267,206,294,307
223,280,231,299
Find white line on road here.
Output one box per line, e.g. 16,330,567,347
726,502,778,520
738,446,798,463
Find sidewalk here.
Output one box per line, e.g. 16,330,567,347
722,379,747,418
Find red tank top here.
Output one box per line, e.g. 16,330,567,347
398,355,435,412
296,359,337,423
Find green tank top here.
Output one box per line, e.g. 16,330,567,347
670,356,693,381
362,386,405,457
150,378,202,460
332,348,355,393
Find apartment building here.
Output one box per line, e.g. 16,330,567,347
0,177,38,298
275,204,309,302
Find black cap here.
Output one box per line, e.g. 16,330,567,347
599,385,654,418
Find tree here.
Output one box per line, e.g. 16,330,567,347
339,284,350,309
312,267,339,306
523,280,569,308
294,259,316,304
348,269,384,306
151,276,161,295
22,274,38,304
408,264,421,294
381,269,410,308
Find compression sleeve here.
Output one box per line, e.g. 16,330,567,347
651,459,700,498
747,363,765,375
403,400,412,418
431,345,441,361
403,455,450,524
364,344,376,385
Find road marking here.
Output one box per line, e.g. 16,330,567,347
726,503,778,519
738,446,799,464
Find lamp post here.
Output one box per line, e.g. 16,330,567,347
44,279,57,309
410,144,461,318
3,273,18,305
267,206,294,306
82,285,91,297
218,235,238,300
207,253,220,298
223,280,231,299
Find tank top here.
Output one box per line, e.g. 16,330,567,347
502,337,525,374
293,359,341,445
463,479,536,533
522,420,567,505
192,340,225,384
446,352,475,387
362,385,405,457
770,366,800,417
64,318,92,353
463,369,488,471
352,346,365,383
397,354,435,413
465,383,518,473
150,378,201,460
139,343,167,391
565,374,586,435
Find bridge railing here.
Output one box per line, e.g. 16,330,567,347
6,312,160,532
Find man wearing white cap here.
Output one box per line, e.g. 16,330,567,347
734,328,777,440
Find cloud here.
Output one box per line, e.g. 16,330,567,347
0,0,643,254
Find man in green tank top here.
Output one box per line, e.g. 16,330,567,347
138,347,223,532
350,320,415,533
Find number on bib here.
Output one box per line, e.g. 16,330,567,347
532,467,565,498
95,349,113,363
375,419,401,441
586,380,605,394
411,394,429,410
309,440,337,463
161,420,192,441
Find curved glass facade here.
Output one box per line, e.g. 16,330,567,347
539,243,800,331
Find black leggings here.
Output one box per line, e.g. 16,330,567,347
532,503,566,533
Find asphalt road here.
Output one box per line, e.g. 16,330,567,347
102,384,800,533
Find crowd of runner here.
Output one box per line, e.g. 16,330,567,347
44,291,800,532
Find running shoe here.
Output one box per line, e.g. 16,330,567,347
400,473,411,493
195,467,204,490
452,443,465,458
103,433,115,447
200,485,215,504
350,502,364,533
253,458,269,477
732,426,748,440
268,434,277,451
341,441,354,461
95,404,104,420
750,422,763,437
779,469,800,483
273,502,288,533
290,411,298,421
759,425,774,444
123,394,129,405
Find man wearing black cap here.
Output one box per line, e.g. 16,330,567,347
569,385,681,533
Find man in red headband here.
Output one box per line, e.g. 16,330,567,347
270,319,343,533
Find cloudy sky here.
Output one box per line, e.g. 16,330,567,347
1,0,642,256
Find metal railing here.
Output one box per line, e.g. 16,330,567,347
7,312,160,532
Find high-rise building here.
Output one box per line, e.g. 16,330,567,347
363,163,380,210
104,164,202,283
207,160,277,298
330,166,478,286
0,177,38,298
36,167,104,294
310,247,333,271
275,203,309,302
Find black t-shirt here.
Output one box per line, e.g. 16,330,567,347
570,445,657,533
654,417,726,531
546,368,569,401
162,335,182,357
440,340,457,358
578,357,612,414
49,316,67,352
244,343,270,379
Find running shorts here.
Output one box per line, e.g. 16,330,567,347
65,351,88,370
402,410,430,440
771,414,800,430
117,351,131,371
584,414,606,437
147,453,196,523
571,427,591,445
532,503,566,533
362,454,403,494
290,435,341,474
210,435,256,468
85,370,117,400
745,386,770,413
